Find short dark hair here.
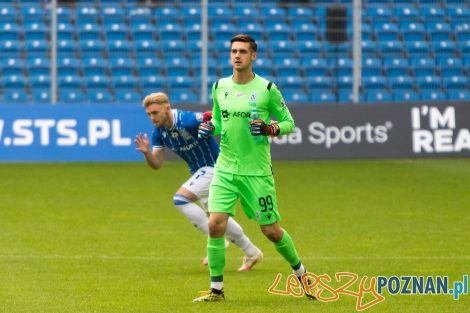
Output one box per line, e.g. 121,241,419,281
230,34,257,52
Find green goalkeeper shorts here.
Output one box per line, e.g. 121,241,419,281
208,169,281,225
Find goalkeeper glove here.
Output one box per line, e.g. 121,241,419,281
203,111,213,122
198,121,215,138
249,119,280,137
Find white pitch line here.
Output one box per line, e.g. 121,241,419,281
0,255,469,261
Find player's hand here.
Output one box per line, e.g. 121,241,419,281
134,133,150,154
249,119,280,137
203,111,213,122
198,121,214,138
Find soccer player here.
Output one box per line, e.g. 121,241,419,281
194,35,319,302
135,92,263,271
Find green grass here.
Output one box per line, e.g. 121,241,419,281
0,160,469,313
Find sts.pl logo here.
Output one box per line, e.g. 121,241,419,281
268,272,468,311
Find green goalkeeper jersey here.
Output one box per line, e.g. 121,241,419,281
211,74,295,176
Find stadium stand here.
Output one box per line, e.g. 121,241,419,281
0,0,469,104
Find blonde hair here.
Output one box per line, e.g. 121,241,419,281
142,92,170,108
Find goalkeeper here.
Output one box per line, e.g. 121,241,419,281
135,92,263,271
194,35,319,302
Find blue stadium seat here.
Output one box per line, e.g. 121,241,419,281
0,40,21,54
131,23,156,41
27,57,50,76
448,91,470,101
32,89,51,102
77,22,103,41
390,75,414,90
112,75,139,90
107,39,134,55
379,40,405,57
0,22,21,40
420,90,446,101
115,88,142,102
104,23,129,41
57,22,75,40
85,75,110,89
87,89,114,103
416,75,442,90
421,6,445,19
170,90,198,103
394,5,419,20
23,21,48,41
393,90,419,102
30,74,51,88
367,5,393,22
401,21,426,41
297,40,322,56
140,75,167,91
366,90,393,102
406,41,431,56
310,91,336,103
362,76,387,90
361,40,378,57
433,41,458,57
2,74,27,88
274,57,300,76
59,88,86,102
306,76,332,89
136,57,163,76
283,90,309,103
3,89,30,102
278,76,305,90
443,75,468,90
294,23,318,42
58,75,83,89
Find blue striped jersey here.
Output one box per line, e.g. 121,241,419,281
151,109,219,174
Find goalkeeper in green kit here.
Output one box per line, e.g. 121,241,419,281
194,34,319,302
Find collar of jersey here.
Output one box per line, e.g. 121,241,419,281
168,109,178,131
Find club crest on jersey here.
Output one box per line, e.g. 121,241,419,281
171,131,179,138
250,92,257,102
195,112,204,122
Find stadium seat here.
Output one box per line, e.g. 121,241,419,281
32,89,51,102
3,89,30,102
115,89,142,103
393,90,420,102
87,89,114,103
59,88,86,102
448,91,470,100
420,90,446,101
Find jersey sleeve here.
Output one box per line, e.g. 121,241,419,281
180,110,204,130
151,129,164,149
268,84,295,136
211,82,222,136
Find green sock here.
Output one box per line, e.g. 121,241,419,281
274,230,301,267
208,237,226,279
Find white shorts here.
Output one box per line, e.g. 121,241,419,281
181,166,214,210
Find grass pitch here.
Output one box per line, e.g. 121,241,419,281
0,159,469,313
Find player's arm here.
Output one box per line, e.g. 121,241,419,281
134,133,164,170
210,84,222,136
198,83,220,138
267,84,295,136
250,84,295,137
